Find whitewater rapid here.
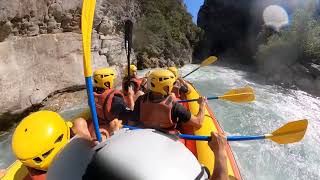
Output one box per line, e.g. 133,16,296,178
180,65,320,180
0,64,319,180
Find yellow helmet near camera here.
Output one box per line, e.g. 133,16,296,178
167,67,179,79
93,68,116,89
12,111,72,171
148,69,176,96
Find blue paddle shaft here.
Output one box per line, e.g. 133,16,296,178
177,96,218,103
227,135,266,141
123,125,140,130
85,77,102,142
180,134,266,141
123,125,266,142
178,134,211,141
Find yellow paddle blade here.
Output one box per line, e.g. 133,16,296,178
267,119,308,144
81,0,96,77
219,86,255,103
200,56,218,67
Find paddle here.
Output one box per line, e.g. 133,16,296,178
177,86,255,103
124,20,133,81
179,119,308,144
139,56,217,91
81,0,102,142
124,119,308,144
182,56,218,78
123,20,133,92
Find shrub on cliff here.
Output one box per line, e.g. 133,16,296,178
256,9,320,74
133,0,202,68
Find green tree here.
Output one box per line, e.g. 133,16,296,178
133,0,202,68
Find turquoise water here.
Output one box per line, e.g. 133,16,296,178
1,65,319,180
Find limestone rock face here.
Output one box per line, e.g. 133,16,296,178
0,33,106,114
0,33,112,130
0,0,141,128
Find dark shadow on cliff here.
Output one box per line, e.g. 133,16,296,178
0,85,86,131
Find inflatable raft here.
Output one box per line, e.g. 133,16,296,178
183,83,242,180
2,84,241,180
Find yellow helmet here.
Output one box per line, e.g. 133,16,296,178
93,68,116,89
12,111,72,171
167,67,179,79
125,65,137,76
148,69,176,96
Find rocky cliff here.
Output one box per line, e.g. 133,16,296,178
196,0,320,96
0,0,198,130
195,0,319,62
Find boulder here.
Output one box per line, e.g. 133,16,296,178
308,63,320,77
0,33,108,122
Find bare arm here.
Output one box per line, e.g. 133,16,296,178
184,96,207,129
209,132,228,180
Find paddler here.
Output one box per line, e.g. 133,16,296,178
7,110,122,180
167,66,190,99
130,69,207,131
93,67,134,114
74,67,134,139
122,64,144,101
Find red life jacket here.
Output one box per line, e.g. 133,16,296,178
123,77,143,93
94,89,124,122
131,77,143,92
139,93,176,130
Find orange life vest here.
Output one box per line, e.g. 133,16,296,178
123,77,143,93
94,89,124,122
139,93,176,130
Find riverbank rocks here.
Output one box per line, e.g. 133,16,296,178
0,33,110,130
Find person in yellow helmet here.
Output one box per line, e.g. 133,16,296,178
167,67,190,100
122,64,144,101
8,111,122,180
92,67,134,126
129,69,207,132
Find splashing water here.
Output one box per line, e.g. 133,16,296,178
0,65,319,180
179,65,320,180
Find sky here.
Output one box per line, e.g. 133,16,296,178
183,0,204,23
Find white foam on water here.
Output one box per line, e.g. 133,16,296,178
180,65,320,180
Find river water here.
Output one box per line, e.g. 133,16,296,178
0,64,319,180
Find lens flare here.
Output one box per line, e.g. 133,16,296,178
263,5,289,31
